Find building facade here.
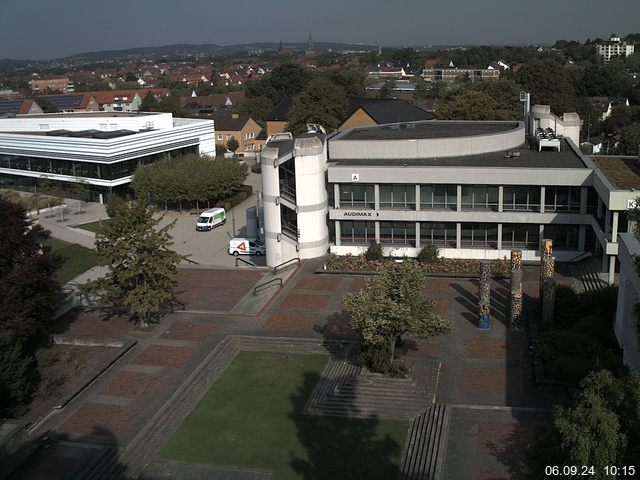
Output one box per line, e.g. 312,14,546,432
597,34,635,62
0,112,215,202
260,110,639,284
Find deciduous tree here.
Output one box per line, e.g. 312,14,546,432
82,199,184,327
343,262,452,368
286,77,347,134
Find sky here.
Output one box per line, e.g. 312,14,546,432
1,0,639,60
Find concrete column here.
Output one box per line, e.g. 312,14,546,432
580,186,588,215
456,222,462,249
498,186,504,213
374,184,380,210
335,220,341,246
539,225,544,251
415,185,421,211
375,221,380,243
602,254,608,273
457,185,462,212
612,211,619,241
497,223,503,250
415,222,421,249
578,225,586,252
608,256,615,285
334,184,340,209
540,186,546,213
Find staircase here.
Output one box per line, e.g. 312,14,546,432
572,257,608,294
400,404,450,480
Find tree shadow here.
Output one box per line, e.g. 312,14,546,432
288,370,404,480
6,426,130,480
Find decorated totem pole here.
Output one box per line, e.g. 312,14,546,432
540,239,556,324
478,261,491,329
510,250,523,329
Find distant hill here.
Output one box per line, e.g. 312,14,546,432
56,42,379,62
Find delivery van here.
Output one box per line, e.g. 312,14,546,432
229,237,266,256
196,208,226,231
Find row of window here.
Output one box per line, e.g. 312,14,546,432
338,184,588,212
0,147,198,181
339,221,579,250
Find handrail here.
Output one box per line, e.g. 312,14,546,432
253,277,282,296
273,257,300,274
235,257,256,267
183,257,200,265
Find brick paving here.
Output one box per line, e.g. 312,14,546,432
159,320,217,341
99,371,167,399
16,260,570,480
61,402,140,436
177,268,264,311
132,345,194,369
52,311,133,336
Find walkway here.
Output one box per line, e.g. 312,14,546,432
12,259,568,480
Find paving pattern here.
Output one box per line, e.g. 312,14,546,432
14,261,567,480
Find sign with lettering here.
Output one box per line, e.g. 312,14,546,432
351,173,360,181
628,199,638,209
342,211,380,218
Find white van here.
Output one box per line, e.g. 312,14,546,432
196,208,226,231
228,238,265,256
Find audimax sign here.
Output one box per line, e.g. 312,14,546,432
342,211,380,217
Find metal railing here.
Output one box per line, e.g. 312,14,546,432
235,257,256,267
253,277,282,296
183,257,200,265
273,257,300,274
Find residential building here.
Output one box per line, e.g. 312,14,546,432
259,106,638,286
84,90,143,112
28,77,74,93
35,93,100,113
181,92,246,116
0,99,43,116
211,112,262,155
597,34,635,62
367,67,407,79
265,97,293,137
422,64,500,83
338,98,435,131
0,112,215,202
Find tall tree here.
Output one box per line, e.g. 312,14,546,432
343,262,452,367
615,123,640,155
0,196,61,416
330,66,368,96
286,77,348,134
517,59,576,114
82,199,185,327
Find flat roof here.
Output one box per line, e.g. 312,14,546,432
338,121,520,141
7,112,160,119
331,141,586,169
592,156,640,190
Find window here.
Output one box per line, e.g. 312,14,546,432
460,223,498,248
544,225,579,250
544,187,580,212
380,222,416,246
420,222,456,247
379,184,416,209
217,134,223,141
278,160,296,202
339,184,375,209
461,185,499,210
226,134,232,141
502,224,539,249
340,221,375,245
280,204,298,239
420,185,456,210
503,186,541,211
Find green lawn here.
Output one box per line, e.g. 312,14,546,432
160,351,408,480
43,238,101,284
75,219,111,234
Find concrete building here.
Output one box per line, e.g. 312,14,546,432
28,77,74,93
614,233,640,371
597,34,635,63
0,112,215,202
259,107,640,284
422,65,500,83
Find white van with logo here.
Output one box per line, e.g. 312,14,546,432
228,238,265,256
196,208,226,231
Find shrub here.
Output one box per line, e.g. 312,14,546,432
35,347,60,368
549,356,592,385
417,244,439,264
251,163,262,174
364,241,384,261
358,343,408,377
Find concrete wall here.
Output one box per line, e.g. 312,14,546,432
614,233,640,371
329,122,524,160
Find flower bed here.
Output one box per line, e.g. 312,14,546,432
325,254,509,276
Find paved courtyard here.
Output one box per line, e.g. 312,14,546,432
12,260,567,480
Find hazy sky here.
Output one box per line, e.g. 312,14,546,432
1,0,639,60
